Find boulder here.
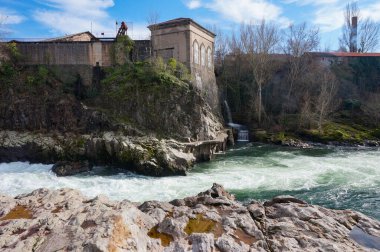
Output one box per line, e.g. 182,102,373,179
52,160,92,176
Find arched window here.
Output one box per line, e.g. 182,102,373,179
207,47,212,68
201,44,206,66
193,41,199,64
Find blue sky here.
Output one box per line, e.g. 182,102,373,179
1,0,380,50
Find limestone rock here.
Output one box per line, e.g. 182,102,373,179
0,131,228,177
0,184,379,251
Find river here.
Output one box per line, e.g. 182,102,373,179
0,144,379,220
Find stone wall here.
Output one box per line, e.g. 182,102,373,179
133,40,152,62
47,65,95,87
16,41,113,67
189,25,218,113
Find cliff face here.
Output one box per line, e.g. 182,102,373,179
0,65,222,140
0,64,225,176
1,184,379,251
97,61,223,141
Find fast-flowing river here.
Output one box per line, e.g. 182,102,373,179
1,144,379,220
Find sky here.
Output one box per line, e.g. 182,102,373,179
1,0,380,51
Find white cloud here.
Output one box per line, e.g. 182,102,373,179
314,7,343,32
283,0,380,32
362,2,380,22
33,0,116,36
186,0,202,9
283,0,341,6
0,8,25,25
128,23,151,40
188,0,291,26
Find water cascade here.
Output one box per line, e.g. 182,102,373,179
224,100,233,124
238,130,249,142
224,100,249,142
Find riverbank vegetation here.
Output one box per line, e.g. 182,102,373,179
214,2,380,145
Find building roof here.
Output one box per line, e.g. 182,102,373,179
44,31,98,42
308,52,380,57
148,18,216,38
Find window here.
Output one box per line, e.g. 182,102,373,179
207,47,212,68
193,41,199,64
201,44,206,66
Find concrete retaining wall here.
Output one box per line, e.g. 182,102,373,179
16,42,113,67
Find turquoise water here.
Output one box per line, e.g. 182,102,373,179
0,144,379,220
201,144,380,220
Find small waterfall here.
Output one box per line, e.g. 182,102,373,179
224,100,233,124
224,100,249,142
238,130,249,142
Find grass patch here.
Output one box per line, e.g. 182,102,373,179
301,122,375,144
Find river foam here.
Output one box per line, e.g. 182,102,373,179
1,144,379,219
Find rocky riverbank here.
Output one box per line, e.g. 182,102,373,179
0,130,228,177
0,184,379,251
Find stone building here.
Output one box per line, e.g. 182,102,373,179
12,18,219,111
149,18,218,112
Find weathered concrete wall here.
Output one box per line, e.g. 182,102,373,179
14,40,149,89
150,25,190,66
16,42,113,67
133,40,152,62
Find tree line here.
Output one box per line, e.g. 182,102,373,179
213,2,380,133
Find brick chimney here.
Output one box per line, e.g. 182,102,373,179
350,16,358,52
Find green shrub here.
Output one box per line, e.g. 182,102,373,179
111,35,135,65
371,129,380,139
167,58,177,73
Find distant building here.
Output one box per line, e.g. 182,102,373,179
307,52,380,66
44,32,98,42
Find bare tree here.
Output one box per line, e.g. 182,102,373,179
0,15,7,63
210,26,230,94
339,2,359,52
241,20,280,125
299,92,313,129
283,22,319,99
146,11,160,26
362,93,380,125
359,19,380,52
339,2,380,52
314,69,339,132
208,25,228,65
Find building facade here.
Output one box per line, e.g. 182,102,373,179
149,18,218,111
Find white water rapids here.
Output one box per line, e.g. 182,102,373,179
0,145,379,219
